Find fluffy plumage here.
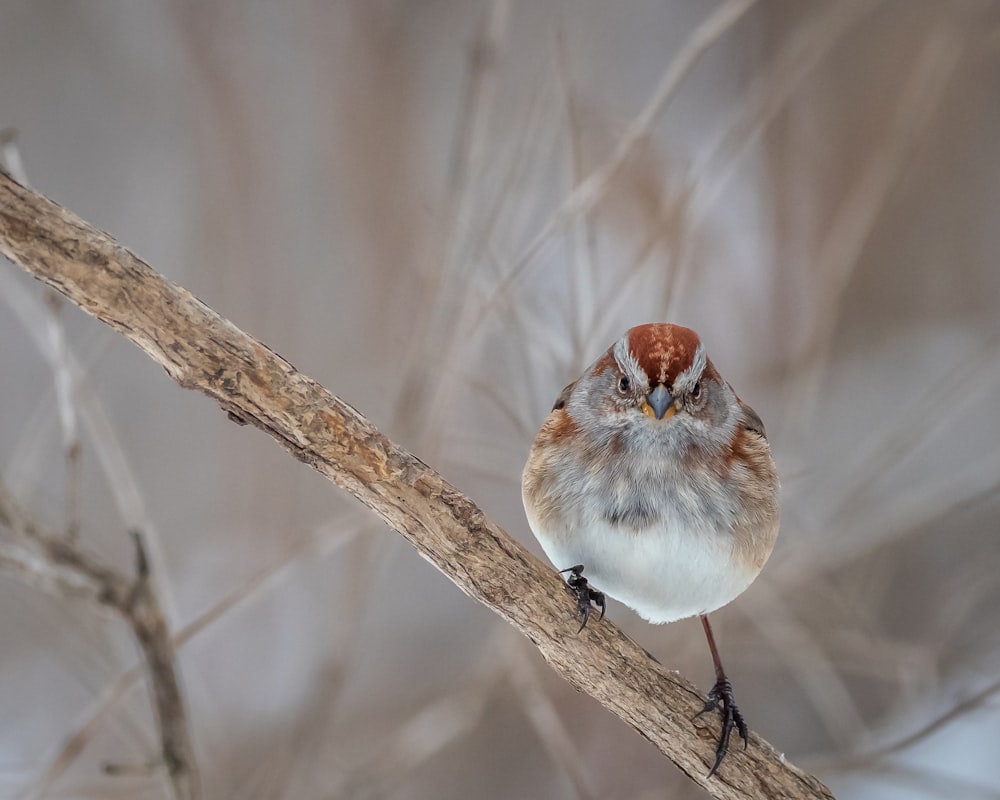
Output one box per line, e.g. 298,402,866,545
522,323,779,623
522,323,780,775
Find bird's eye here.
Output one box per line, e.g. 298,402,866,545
691,381,702,400
617,375,630,395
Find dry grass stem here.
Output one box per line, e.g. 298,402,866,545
781,20,965,436
474,0,758,329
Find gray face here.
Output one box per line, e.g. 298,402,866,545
568,337,741,463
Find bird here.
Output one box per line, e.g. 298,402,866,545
521,322,779,775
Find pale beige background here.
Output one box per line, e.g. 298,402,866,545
1,2,999,798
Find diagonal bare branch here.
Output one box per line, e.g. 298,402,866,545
0,169,834,800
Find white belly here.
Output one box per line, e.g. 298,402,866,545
525,506,754,624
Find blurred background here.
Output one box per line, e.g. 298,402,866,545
1,1,999,798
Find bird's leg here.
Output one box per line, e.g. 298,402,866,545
694,614,749,777
559,565,605,632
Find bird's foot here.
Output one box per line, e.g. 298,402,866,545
694,677,748,777
560,565,605,632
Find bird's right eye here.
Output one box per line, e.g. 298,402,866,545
617,375,630,394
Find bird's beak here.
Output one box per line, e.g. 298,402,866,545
641,384,675,421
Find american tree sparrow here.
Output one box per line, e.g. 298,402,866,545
522,323,779,775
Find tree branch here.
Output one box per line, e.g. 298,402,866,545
0,169,835,800
0,482,200,800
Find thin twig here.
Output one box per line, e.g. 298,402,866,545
19,518,360,799
0,481,201,800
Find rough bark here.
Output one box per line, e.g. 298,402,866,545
0,169,835,800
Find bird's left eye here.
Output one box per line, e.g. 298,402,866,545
617,375,630,394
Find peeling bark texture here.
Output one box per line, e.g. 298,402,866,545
0,170,835,800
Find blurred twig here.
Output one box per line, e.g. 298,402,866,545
21,517,360,799
397,0,511,460
477,0,756,322
781,18,965,436
506,641,599,800
426,0,759,438
329,631,510,800
817,678,1000,774
0,171,834,799
0,481,201,800
0,129,95,545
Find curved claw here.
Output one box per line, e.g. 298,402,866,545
560,565,606,632
694,677,749,777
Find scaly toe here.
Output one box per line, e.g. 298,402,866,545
699,678,749,777
560,565,605,631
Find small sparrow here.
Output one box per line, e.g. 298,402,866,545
522,323,779,775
